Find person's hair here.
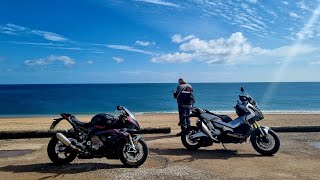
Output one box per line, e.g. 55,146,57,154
178,78,186,84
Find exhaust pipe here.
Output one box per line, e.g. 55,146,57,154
56,133,82,152
201,122,218,141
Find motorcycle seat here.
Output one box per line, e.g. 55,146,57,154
70,116,91,128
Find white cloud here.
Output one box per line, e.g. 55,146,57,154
106,44,154,55
6,23,27,31
151,52,193,63
151,32,318,64
289,12,302,19
112,57,124,63
134,0,180,8
31,30,67,42
295,3,320,40
248,0,257,4
0,23,68,42
87,60,94,64
135,40,156,46
24,55,75,66
9,41,64,46
297,1,312,12
171,34,196,43
189,1,280,38
282,1,289,5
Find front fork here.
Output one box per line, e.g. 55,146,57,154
127,134,140,152
252,121,270,142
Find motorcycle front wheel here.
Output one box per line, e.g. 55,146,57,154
250,129,280,156
181,126,203,151
119,138,148,168
47,135,78,164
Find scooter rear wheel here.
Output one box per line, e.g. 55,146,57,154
181,126,203,151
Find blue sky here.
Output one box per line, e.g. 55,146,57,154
1,0,320,84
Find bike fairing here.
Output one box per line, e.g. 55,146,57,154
47,105,148,168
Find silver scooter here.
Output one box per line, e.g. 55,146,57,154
181,87,280,156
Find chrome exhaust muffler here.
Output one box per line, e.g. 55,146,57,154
201,122,218,141
56,133,82,152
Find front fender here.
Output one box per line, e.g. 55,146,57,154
250,126,270,142
260,126,270,135
132,135,141,141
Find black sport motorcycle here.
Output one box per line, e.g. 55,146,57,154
181,87,280,156
47,105,148,167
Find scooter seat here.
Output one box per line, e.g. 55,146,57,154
216,114,233,123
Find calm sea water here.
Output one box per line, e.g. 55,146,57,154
0,82,319,116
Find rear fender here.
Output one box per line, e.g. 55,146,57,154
49,118,63,130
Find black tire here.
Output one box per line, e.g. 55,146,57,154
119,138,148,168
250,129,280,156
181,126,203,151
47,135,78,164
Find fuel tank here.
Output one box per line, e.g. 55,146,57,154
90,113,118,128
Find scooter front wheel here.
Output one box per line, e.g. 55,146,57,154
181,126,203,151
251,129,280,156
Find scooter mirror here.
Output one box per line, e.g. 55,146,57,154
240,87,244,92
116,105,123,111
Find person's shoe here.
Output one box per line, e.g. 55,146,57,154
176,131,183,136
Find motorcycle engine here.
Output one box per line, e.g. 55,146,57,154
90,136,104,150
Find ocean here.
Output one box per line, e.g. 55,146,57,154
0,82,319,116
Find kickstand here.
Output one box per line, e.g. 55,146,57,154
221,143,226,150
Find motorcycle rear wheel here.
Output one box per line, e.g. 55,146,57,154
47,135,78,164
181,126,203,151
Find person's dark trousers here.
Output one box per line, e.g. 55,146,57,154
178,104,191,131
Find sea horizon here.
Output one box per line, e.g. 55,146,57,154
1,82,319,116
1,81,320,85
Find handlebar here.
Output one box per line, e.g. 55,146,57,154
239,95,251,101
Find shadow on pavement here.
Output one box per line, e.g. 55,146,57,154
150,148,260,162
0,162,123,179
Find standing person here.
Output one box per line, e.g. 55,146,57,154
173,78,195,136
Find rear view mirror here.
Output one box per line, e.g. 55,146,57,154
240,87,244,92
117,105,123,111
